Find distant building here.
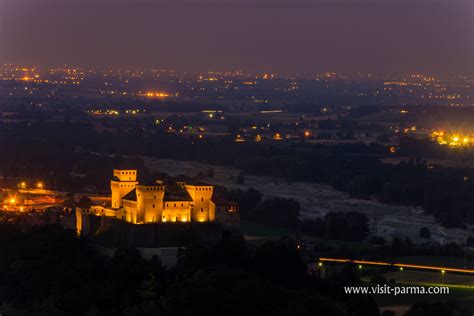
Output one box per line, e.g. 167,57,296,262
76,169,239,235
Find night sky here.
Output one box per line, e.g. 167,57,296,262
0,0,472,75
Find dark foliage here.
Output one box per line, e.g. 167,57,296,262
419,227,431,239
0,224,382,316
405,301,470,316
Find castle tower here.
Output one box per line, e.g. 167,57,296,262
136,183,165,223
111,169,138,209
185,184,213,222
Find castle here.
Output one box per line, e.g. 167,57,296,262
76,169,239,234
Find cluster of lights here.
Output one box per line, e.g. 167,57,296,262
144,92,170,98
261,73,275,80
88,109,119,116
125,109,145,115
1,181,46,212
18,181,43,189
432,131,472,147
234,130,310,143
235,134,245,142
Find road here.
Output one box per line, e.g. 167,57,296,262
319,257,474,274
1,188,110,210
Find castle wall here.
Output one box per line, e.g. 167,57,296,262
136,185,165,223
76,209,103,235
114,170,137,182
185,185,213,222
111,180,137,209
122,200,138,223
214,203,240,228
162,201,191,222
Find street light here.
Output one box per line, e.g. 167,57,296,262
37,182,43,189
20,182,26,189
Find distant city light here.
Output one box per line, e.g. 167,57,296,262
432,130,473,147
144,91,170,98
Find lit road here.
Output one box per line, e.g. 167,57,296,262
1,188,110,211
18,188,107,198
318,257,474,274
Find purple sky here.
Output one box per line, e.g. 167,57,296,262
0,0,472,75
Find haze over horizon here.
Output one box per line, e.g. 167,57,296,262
0,0,473,76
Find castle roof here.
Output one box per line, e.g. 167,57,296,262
211,196,237,205
137,175,162,186
122,189,137,202
164,185,193,202
121,186,193,203
172,175,209,186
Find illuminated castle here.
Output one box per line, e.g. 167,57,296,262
77,169,239,234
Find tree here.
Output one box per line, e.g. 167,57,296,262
0,222,380,315
419,227,431,239
62,193,76,208
253,198,300,228
206,168,214,178
467,236,474,247
77,196,92,209
300,218,326,237
324,212,369,242
369,236,386,245
235,171,245,184
227,188,263,219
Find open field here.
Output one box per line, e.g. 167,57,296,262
397,256,474,270
144,157,473,245
374,284,474,311
362,269,474,313
382,156,474,168
372,271,474,313
240,220,296,239
381,270,474,287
